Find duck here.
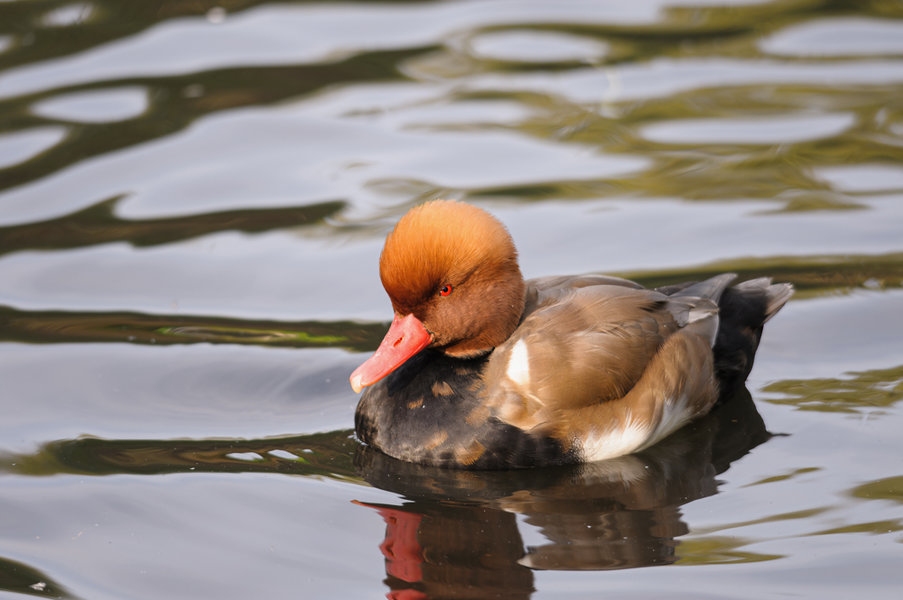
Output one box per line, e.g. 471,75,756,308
350,200,792,469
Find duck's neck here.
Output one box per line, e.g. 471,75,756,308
440,277,526,358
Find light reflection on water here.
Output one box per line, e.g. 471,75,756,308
1,0,902,598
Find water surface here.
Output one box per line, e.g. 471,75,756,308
1,1,902,598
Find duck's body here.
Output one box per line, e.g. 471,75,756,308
351,201,791,469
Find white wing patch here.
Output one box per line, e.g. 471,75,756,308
580,394,695,462
506,339,531,387
651,393,692,445
580,413,651,462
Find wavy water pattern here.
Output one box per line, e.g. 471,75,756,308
1,1,902,598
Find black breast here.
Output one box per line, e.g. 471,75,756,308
354,350,575,469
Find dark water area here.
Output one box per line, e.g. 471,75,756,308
1,1,902,598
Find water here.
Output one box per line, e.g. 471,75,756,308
1,0,902,598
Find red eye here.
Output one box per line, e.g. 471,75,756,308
439,284,453,296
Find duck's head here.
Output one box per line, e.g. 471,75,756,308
350,200,526,393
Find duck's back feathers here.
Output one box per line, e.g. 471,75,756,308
483,274,738,460
487,273,736,416
486,285,672,424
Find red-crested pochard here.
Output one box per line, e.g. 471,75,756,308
351,200,792,469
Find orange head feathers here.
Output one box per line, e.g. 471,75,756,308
350,200,527,392
378,200,526,356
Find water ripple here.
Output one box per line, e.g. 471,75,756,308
1,1,902,598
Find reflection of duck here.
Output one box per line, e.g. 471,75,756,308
351,200,791,468
355,384,770,598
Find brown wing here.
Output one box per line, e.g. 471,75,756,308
484,283,686,429
523,274,643,314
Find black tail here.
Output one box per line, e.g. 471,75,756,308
712,277,793,393
658,275,793,395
